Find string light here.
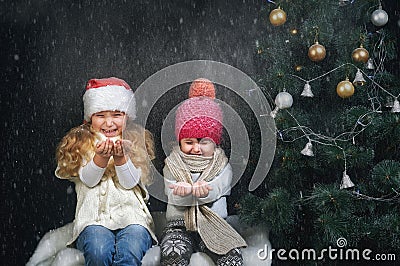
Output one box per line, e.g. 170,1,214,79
289,63,399,101
352,190,400,203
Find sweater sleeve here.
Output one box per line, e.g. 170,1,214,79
79,159,105,187
197,163,232,204
115,158,141,189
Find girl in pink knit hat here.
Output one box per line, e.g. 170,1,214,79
160,79,246,266
55,77,157,265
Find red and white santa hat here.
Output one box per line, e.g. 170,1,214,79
82,77,136,122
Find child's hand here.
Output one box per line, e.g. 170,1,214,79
192,181,213,198
169,182,192,196
113,140,124,157
95,139,114,158
113,139,133,157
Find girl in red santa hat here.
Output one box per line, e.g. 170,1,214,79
160,78,247,266
55,77,157,265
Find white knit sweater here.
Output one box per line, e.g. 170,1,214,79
56,168,157,246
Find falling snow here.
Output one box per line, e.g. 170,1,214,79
3,1,265,264
3,0,398,265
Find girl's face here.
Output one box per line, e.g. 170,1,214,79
91,111,126,138
180,138,216,156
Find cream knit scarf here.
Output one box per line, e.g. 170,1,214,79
165,146,247,255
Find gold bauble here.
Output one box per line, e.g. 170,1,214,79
336,78,355,98
269,7,287,26
308,42,326,62
352,46,369,63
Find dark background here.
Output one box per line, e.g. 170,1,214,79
1,0,398,265
1,1,264,264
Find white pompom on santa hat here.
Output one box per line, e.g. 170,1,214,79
82,77,136,122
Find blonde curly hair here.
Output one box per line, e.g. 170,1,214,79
55,123,155,186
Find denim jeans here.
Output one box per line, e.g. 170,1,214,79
76,224,152,266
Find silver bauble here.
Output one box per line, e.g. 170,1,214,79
275,91,293,109
371,8,388,27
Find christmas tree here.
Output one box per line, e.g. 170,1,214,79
239,0,399,264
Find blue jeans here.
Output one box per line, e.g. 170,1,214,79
76,224,152,266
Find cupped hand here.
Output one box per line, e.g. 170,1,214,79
95,139,114,158
169,182,192,196
192,181,212,198
113,140,124,157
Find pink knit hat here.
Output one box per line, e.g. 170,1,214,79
175,79,223,145
82,77,136,122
